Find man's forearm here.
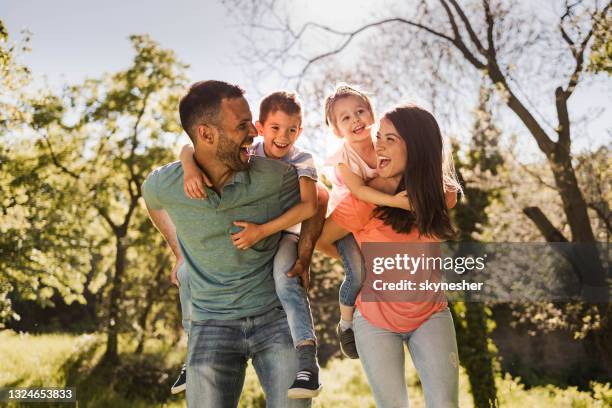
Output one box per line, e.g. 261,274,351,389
145,205,182,259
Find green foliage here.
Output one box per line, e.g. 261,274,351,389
2,331,610,407
1,32,189,361
588,8,612,74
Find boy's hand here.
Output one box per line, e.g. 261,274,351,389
390,190,412,211
287,258,310,290
231,221,266,250
170,257,184,287
183,168,212,200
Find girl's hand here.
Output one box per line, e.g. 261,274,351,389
231,221,266,250
183,168,211,200
390,190,412,211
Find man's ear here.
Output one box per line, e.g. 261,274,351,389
296,127,304,139
195,124,217,145
255,121,265,136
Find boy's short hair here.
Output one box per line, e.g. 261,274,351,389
323,84,375,129
259,91,302,124
179,80,245,142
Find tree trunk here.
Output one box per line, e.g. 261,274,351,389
102,235,126,365
452,302,498,407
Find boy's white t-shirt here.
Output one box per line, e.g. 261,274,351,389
324,142,378,214
252,140,318,235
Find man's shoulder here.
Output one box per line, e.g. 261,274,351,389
144,161,183,195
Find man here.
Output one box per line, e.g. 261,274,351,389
142,80,312,407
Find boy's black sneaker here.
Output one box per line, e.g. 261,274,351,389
336,323,359,359
287,370,322,399
170,364,187,394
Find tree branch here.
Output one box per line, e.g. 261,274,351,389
297,17,460,88
523,206,568,242
42,134,80,180
447,0,487,55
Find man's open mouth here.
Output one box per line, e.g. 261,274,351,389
240,139,253,156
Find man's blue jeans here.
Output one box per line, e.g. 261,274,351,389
186,307,312,408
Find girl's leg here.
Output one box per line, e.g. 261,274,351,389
353,309,409,408
337,233,366,311
406,307,459,408
335,233,366,358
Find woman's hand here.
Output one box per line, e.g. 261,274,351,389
231,221,267,250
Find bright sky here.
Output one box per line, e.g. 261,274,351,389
4,0,611,159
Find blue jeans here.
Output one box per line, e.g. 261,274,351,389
177,262,191,335
353,307,459,408
273,233,316,347
337,233,366,306
186,307,312,408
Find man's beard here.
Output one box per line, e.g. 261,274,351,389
216,131,251,172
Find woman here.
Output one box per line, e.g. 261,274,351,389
318,104,461,407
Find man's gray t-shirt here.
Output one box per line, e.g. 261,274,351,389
142,156,300,321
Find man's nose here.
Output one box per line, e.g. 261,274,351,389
248,122,257,136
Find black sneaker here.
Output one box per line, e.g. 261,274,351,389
336,323,359,359
287,370,322,399
170,364,187,394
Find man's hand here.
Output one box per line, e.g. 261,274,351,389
231,221,266,250
170,257,184,287
287,258,310,290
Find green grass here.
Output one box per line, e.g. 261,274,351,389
1,330,610,407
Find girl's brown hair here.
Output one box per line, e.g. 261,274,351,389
323,84,375,131
373,104,461,240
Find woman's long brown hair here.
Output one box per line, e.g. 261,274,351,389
373,104,459,240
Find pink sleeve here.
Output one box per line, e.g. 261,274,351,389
331,193,374,234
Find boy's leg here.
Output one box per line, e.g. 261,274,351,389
406,307,459,408
273,233,320,398
177,262,191,335
335,233,366,358
171,263,191,394
250,307,312,408
273,233,316,348
186,320,247,408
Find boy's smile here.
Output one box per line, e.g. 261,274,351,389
256,110,303,160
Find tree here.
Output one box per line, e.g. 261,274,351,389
225,0,612,370
28,35,187,363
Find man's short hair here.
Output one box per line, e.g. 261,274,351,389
179,80,245,142
258,91,302,124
